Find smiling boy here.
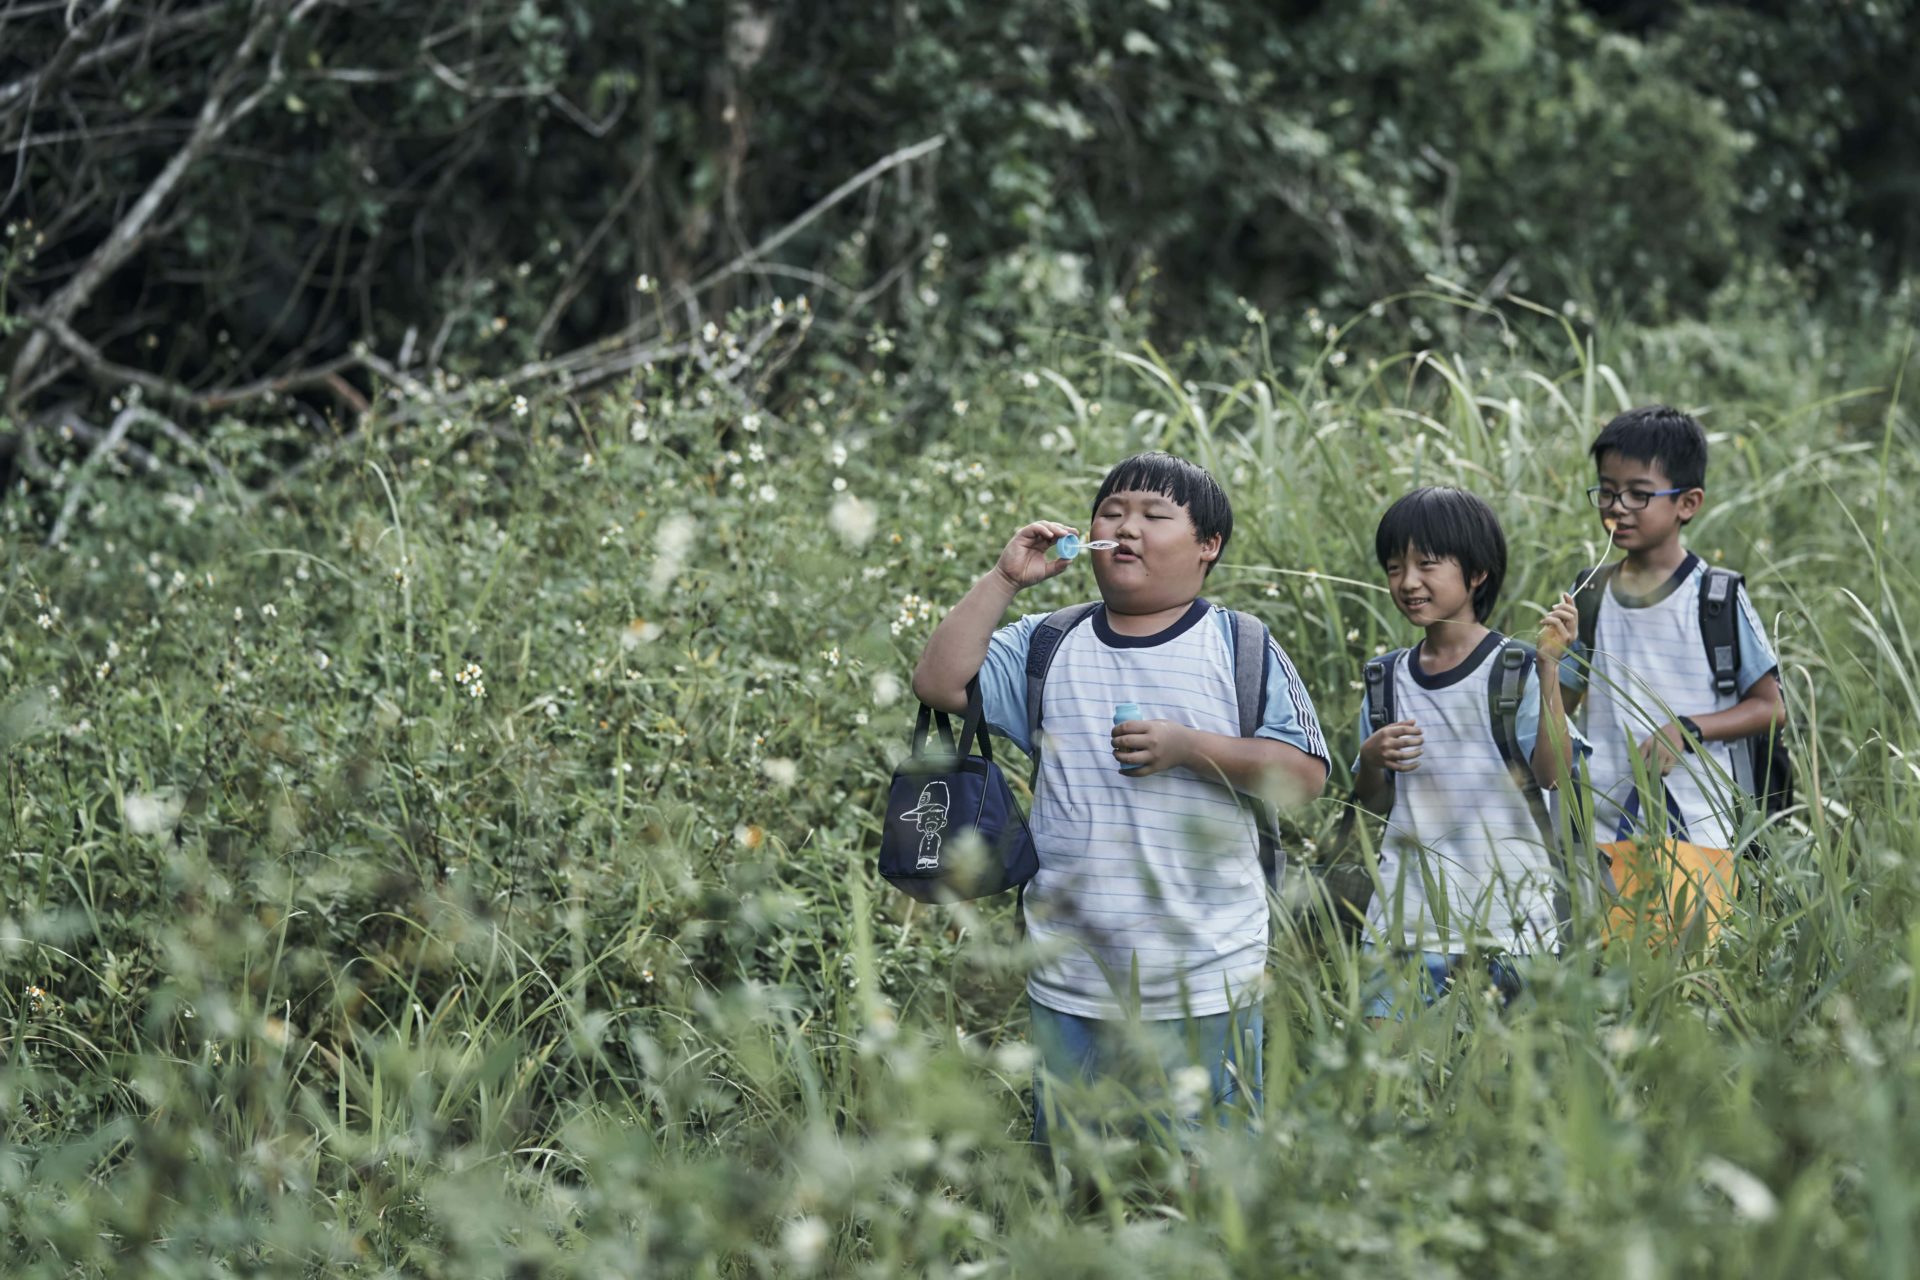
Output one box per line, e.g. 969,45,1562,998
911,452,1328,1147
1562,406,1785,855
1353,488,1583,1015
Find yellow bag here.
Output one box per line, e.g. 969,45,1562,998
1598,787,1737,949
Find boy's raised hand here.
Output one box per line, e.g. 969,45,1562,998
1360,719,1423,773
993,521,1080,591
1538,592,1579,661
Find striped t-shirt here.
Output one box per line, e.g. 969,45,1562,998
1353,632,1583,954
977,599,1329,1021
1563,554,1778,850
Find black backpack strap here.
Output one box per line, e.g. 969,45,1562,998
1698,567,1744,698
1360,648,1405,810
1024,602,1100,781
1363,649,1402,734
1486,637,1554,840
1570,564,1616,661
1697,566,1761,796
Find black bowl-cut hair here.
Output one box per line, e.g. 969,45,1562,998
1374,486,1508,622
1092,451,1233,575
1589,405,1708,493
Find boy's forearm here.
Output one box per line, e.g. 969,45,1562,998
1352,759,1393,814
1530,659,1577,790
1182,731,1328,805
910,569,1021,713
1689,673,1785,743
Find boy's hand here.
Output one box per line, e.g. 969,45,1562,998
1111,718,1194,778
1359,719,1423,773
1538,593,1579,662
1636,722,1688,777
993,521,1080,592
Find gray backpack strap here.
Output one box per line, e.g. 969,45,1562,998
1226,610,1282,882
1486,637,1554,839
1024,602,1101,780
1228,610,1267,738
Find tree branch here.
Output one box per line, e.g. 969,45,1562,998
6,0,327,411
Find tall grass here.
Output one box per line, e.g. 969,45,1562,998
2,293,1917,1275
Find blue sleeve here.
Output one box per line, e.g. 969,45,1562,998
1735,583,1779,695
977,613,1042,755
1517,673,1591,761
1257,639,1331,777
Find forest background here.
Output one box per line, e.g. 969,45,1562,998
3,1,1920,1275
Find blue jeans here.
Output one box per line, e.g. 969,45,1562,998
1028,997,1263,1151
1361,949,1525,1021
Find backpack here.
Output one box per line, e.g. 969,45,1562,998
1362,636,1555,839
1023,602,1284,881
1569,563,1793,821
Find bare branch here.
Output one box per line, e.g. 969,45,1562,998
34,314,370,416
46,400,139,548
0,0,124,117
0,4,225,112
6,0,327,411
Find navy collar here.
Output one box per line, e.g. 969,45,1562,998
1092,598,1211,649
1407,629,1503,690
1610,552,1699,609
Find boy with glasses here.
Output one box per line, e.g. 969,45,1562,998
1561,406,1786,861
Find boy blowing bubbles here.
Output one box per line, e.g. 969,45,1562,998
913,453,1328,1148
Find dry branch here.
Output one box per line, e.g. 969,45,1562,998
5,0,327,412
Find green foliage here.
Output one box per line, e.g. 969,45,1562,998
4,0,1916,408
1,292,1917,1271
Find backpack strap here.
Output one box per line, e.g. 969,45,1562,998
1570,563,1617,661
1024,602,1101,780
1228,610,1267,739
1697,566,1758,794
1698,567,1744,698
1486,636,1554,839
1226,610,1282,882
1360,648,1405,808
1363,648,1402,734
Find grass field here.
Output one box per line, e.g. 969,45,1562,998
3,291,1918,1276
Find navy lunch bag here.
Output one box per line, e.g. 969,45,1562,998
878,678,1038,903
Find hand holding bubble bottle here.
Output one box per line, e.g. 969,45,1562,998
1114,702,1144,775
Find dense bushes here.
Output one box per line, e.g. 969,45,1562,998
2,0,1915,428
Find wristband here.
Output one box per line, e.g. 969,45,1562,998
1676,716,1701,752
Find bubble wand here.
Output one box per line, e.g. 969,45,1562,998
1570,516,1622,599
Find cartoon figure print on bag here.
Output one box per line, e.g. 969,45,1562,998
901,781,951,870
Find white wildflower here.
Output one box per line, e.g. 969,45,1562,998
828,494,877,547
124,789,186,837
783,1217,829,1271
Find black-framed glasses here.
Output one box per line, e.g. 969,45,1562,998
1586,485,1690,512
